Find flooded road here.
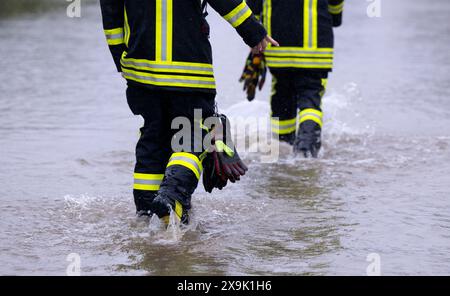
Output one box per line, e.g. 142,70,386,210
1,0,450,275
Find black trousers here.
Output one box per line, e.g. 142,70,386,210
270,69,328,142
126,83,216,212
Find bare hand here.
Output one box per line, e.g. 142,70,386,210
252,35,279,54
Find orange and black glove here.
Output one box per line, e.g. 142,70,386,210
239,52,267,101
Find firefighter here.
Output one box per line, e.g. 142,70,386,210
100,0,277,223
243,0,344,157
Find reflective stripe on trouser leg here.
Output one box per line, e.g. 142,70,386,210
299,108,323,128
271,117,297,135
133,173,164,191
166,152,203,180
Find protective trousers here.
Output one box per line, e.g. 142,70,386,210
270,70,328,144
126,83,215,214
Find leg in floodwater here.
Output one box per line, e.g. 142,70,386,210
150,93,216,225
270,70,297,145
294,71,328,158
126,84,172,217
244,0,344,157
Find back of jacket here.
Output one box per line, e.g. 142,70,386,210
247,0,344,71
100,0,266,93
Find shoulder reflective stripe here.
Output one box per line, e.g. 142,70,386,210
329,2,344,14
122,68,216,89
155,0,173,61
304,0,318,48
299,109,323,127
133,173,164,191
167,152,203,180
312,0,318,48
224,1,252,28
104,28,124,46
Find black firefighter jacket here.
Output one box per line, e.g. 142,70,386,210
247,0,344,71
100,0,267,93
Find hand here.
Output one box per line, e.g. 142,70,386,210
252,35,279,54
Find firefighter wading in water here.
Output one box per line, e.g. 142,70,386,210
243,0,344,157
100,0,278,223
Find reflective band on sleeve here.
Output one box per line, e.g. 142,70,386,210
167,152,203,180
133,173,164,191
104,28,124,46
271,117,297,135
224,1,252,28
299,108,323,127
328,2,344,14
174,200,183,220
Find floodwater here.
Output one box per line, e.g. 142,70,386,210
1,0,450,275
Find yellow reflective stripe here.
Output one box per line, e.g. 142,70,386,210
271,118,297,126
104,28,123,35
122,68,216,89
134,173,164,180
133,173,164,191
215,140,234,157
155,0,162,61
266,57,333,68
303,0,310,48
265,47,334,57
312,0,318,48
121,54,214,76
166,0,173,62
224,1,252,28
263,0,272,44
299,115,322,127
271,117,297,134
299,109,323,127
124,7,130,47
272,126,296,135
174,200,183,220
167,152,203,180
300,108,322,118
104,28,124,45
329,2,344,14
321,78,328,88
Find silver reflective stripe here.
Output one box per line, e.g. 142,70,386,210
161,0,167,61
228,5,250,26
265,49,333,55
308,0,314,48
106,32,124,41
300,113,322,121
123,71,215,86
268,60,332,66
169,156,202,174
134,179,162,186
272,123,296,131
121,60,213,74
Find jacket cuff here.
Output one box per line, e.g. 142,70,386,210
109,45,126,72
236,16,267,48
332,14,343,27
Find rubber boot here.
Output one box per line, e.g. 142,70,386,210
294,121,322,158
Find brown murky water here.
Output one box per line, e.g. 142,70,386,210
1,0,450,275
